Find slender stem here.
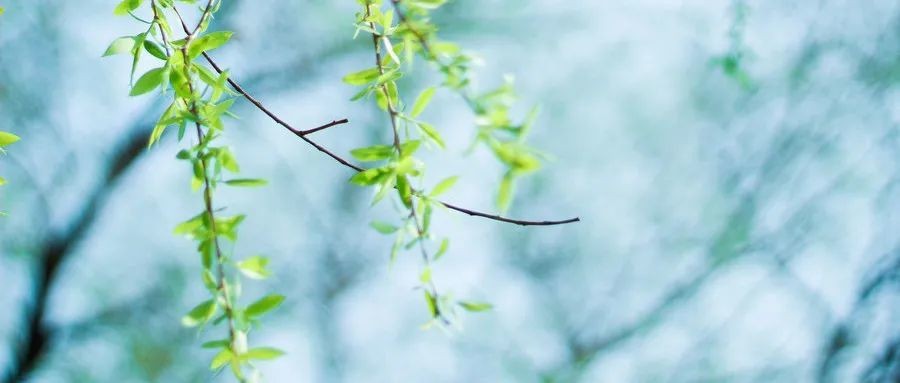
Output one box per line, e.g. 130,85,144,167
159,4,246,381
365,1,444,320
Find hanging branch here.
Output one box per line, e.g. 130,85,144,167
170,13,580,227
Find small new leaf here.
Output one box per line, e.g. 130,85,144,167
201,339,230,349
370,221,399,234
210,349,234,370
143,40,167,60
237,255,271,280
103,36,136,57
130,67,165,96
242,347,285,361
181,299,217,327
342,67,380,86
458,301,493,312
0,131,21,147
245,294,285,318
225,178,268,187
188,31,233,59
350,145,394,162
410,87,436,118
429,176,458,197
113,0,144,16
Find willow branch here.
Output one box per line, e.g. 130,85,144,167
170,17,579,227
168,4,246,380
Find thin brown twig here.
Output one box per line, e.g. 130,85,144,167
172,7,579,227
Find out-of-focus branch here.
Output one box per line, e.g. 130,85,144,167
3,128,147,383
2,34,357,383
816,248,900,382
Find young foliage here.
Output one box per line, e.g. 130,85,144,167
390,0,545,213
347,0,496,328
106,0,578,379
107,1,281,381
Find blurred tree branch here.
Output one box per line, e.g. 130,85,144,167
1,34,362,383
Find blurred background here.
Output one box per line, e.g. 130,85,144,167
1,0,899,381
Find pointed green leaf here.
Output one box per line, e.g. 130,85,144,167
187,31,233,59
459,301,493,312
181,299,217,327
342,67,380,86
0,131,21,147
113,0,144,16
237,255,271,280
370,221,398,234
410,87,436,118
497,171,515,213
242,347,285,361
129,67,165,96
103,36,136,57
429,176,458,197
434,238,449,261
201,339,230,349
143,40,167,60
350,145,394,162
210,349,233,370
415,122,445,149
225,178,268,187
245,294,284,318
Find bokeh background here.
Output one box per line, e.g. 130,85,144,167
2,0,899,382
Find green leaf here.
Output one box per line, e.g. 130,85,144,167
419,267,432,283
410,87,436,118
201,339,230,349
458,301,493,312
493,143,541,172
113,0,144,16
399,140,421,157
103,36,136,57
242,347,285,361
237,255,271,280
350,145,394,162
0,176,6,186
173,212,205,237
396,175,413,208
415,122,445,149
370,221,398,234
424,291,439,318
342,67,380,86
245,294,285,318
434,238,449,261
0,7,5,16
129,32,148,84
188,31,233,59
429,176,458,197
497,171,515,213
143,40,167,60
210,349,233,370
349,166,391,186
217,148,240,173
0,131,20,147
181,299,217,327
409,0,447,10
225,178,268,187
129,67,165,96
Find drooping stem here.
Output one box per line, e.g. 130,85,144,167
156,3,246,380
